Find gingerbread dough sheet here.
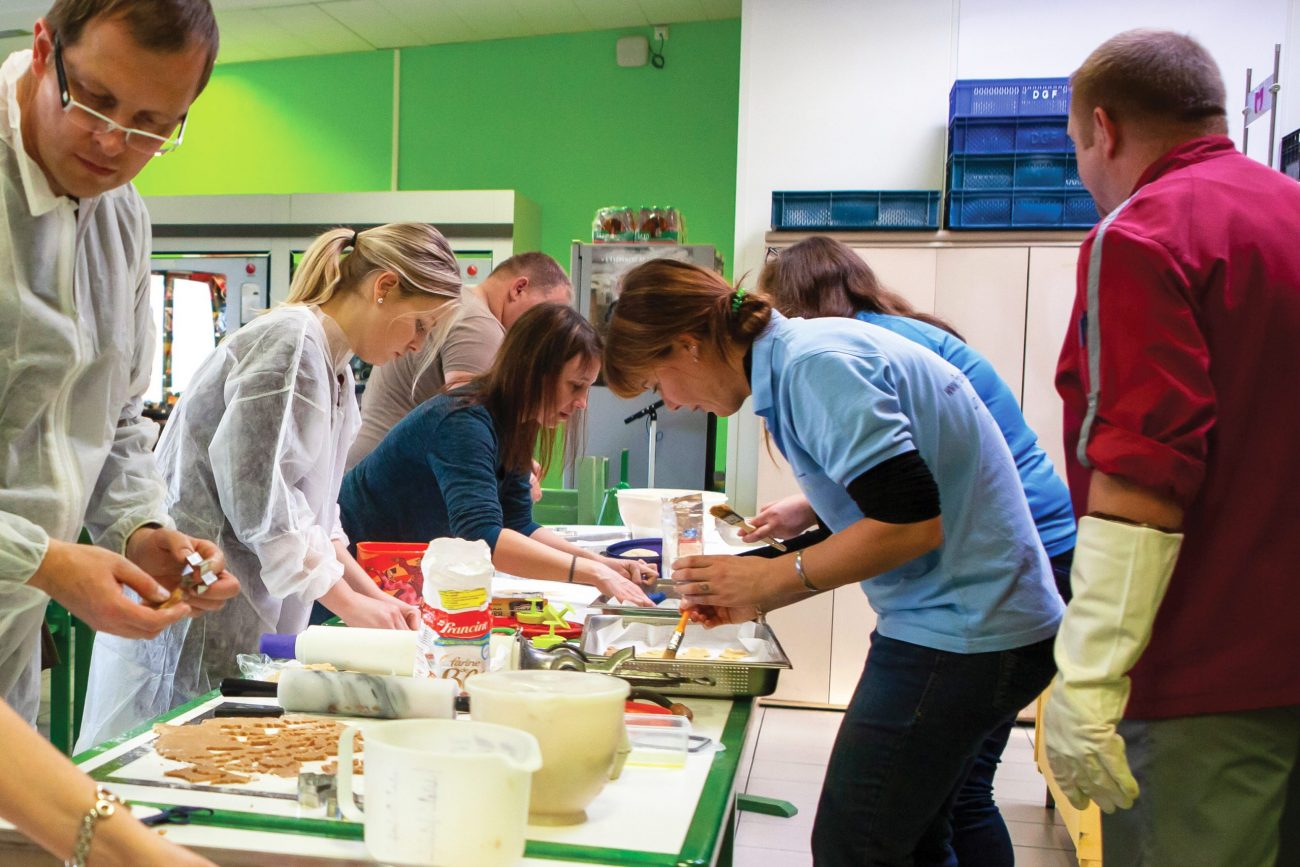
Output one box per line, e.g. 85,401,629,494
81,698,373,818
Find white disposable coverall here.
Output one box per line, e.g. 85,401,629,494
78,306,358,749
0,51,172,723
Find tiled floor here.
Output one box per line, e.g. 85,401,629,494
732,706,1077,866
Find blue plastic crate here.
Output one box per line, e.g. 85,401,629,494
949,78,1071,119
949,115,1071,155
948,153,1081,191
947,189,1099,229
772,191,941,231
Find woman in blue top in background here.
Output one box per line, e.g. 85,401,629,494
339,303,655,607
758,236,1075,867
603,259,1061,867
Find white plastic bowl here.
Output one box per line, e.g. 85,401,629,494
615,488,729,537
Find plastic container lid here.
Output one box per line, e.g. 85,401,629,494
259,632,298,660
625,712,691,768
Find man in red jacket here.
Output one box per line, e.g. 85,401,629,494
1047,29,1300,866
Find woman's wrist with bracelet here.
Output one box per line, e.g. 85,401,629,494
793,550,820,593
66,785,125,867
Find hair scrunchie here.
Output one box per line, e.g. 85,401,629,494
731,287,747,313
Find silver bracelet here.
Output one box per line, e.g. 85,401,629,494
66,786,124,867
793,550,819,592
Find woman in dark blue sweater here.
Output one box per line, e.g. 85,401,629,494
339,303,654,606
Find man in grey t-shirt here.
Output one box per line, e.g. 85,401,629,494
347,251,572,469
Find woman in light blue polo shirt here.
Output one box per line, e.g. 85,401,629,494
760,235,1076,866
603,259,1062,867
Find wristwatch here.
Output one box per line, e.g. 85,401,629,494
66,786,125,867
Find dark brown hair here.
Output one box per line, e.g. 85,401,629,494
603,259,772,399
494,251,571,293
759,236,964,340
466,302,601,475
1071,29,1227,144
46,0,220,95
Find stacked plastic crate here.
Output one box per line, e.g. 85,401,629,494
771,190,943,232
946,78,1099,230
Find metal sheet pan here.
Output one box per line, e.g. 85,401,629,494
580,608,791,698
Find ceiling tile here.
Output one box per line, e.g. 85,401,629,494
256,4,374,52
205,0,740,63
318,0,418,49
213,0,318,9
506,0,588,35
212,8,295,63
572,0,649,31
378,0,477,45
637,0,708,25
697,0,741,21
436,0,530,41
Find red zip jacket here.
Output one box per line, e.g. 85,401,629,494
1057,136,1300,719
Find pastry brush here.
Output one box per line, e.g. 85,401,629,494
709,504,788,552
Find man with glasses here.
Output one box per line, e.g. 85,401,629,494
0,3,236,862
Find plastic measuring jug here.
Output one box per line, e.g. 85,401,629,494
336,719,541,866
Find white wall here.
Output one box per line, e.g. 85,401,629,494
729,0,959,510
727,0,1298,511
955,0,1291,164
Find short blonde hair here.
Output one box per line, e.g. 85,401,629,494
1071,30,1227,144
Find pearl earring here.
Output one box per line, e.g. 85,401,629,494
377,297,384,305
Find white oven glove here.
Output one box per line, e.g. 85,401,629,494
1043,515,1183,813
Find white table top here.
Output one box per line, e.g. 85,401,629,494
0,692,752,866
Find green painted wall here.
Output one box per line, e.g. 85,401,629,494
134,52,393,195
397,20,740,275
133,21,740,489
136,20,741,274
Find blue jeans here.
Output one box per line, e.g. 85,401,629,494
948,547,1075,867
811,632,1057,867
950,720,1016,867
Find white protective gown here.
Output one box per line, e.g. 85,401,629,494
78,306,359,749
0,50,172,723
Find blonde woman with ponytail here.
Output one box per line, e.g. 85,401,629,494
79,223,461,748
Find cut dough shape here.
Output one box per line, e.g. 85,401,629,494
164,766,250,785
152,715,362,786
678,647,714,660
619,548,657,558
719,647,750,660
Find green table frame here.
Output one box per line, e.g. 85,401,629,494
75,690,755,867
45,602,94,755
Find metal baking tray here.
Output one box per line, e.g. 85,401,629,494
579,608,791,698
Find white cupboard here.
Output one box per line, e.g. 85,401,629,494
759,230,1085,707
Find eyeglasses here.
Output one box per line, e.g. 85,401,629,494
52,32,187,156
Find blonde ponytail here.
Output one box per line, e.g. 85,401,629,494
285,228,353,306
285,222,462,308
